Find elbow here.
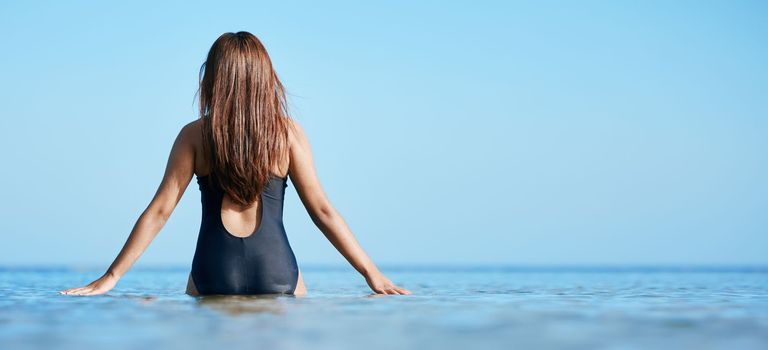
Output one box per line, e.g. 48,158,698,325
157,211,171,224
145,208,171,225
311,204,336,225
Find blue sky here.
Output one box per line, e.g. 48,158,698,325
0,0,766,268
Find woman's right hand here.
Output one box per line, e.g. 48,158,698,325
59,272,119,296
365,271,411,295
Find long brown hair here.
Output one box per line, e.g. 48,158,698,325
197,31,292,206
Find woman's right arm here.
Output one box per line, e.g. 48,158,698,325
287,119,410,295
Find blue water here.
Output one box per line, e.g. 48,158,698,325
1,266,766,350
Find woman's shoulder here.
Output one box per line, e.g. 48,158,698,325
179,119,204,145
286,118,309,149
184,118,204,133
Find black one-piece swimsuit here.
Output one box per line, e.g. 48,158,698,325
190,173,298,295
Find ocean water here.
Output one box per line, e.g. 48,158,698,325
1,266,766,350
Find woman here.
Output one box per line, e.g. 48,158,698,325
59,31,410,296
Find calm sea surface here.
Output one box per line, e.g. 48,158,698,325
1,266,766,350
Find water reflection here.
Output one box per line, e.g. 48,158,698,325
192,294,294,316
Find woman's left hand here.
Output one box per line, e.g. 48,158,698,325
59,272,119,296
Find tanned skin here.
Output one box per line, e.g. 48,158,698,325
60,118,411,296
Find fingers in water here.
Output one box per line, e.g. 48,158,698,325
63,287,84,295
61,286,94,295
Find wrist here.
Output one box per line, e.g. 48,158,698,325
361,265,382,280
105,269,121,280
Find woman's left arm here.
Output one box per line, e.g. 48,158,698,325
60,122,197,296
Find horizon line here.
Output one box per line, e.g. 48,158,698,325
2,263,766,273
